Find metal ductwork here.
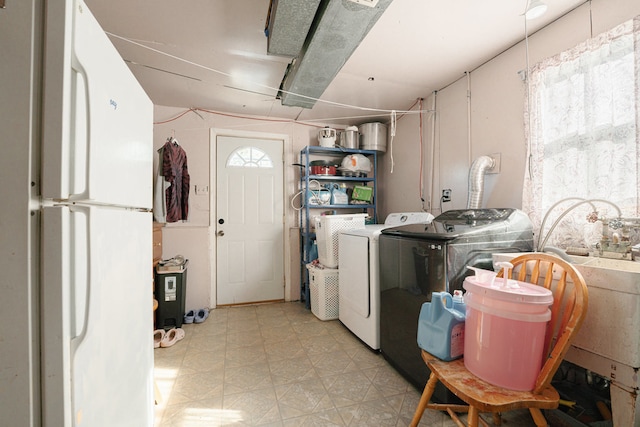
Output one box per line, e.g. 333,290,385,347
266,0,322,57
276,0,394,109
467,155,496,209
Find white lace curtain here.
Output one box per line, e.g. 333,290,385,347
523,16,640,250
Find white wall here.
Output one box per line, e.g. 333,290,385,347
155,0,640,309
153,107,339,308
379,0,640,219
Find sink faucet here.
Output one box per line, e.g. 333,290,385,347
597,216,640,259
537,198,625,255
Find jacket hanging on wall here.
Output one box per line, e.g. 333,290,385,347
156,137,190,223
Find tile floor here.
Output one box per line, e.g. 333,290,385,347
153,302,537,426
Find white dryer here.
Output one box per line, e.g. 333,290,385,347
338,212,434,350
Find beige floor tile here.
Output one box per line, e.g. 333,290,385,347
258,315,292,330
159,396,224,427
336,397,402,426
171,370,224,401
268,355,316,385
225,344,268,369
181,350,225,373
298,334,342,355
186,336,226,353
153,302,541,426
321,370,378,408
188,324,227,339
227,319,261,335
282,408,345,426
264,339,305,362
227,329,264,349
308,349,356,377
224,363,273,394
275,379,334,419
222,387,281,425
260,324,297,342
292,320,334,337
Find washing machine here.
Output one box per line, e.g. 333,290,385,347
338,212,434,350
378,208,534,394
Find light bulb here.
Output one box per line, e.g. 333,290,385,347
525,0,547,20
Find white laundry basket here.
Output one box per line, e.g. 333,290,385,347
315,213,367,268
307,264,339,321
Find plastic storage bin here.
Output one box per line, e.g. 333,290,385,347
462,271,553,391
155,266,188,329
315,213,366,268
307,264,339,320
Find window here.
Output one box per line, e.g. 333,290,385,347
226,146,273,168
523,17,640,249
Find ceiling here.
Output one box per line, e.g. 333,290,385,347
84,0,586,126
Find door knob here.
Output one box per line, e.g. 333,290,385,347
217,230,224,237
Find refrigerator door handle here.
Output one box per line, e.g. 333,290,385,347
69,205,94,349
68,45,93,203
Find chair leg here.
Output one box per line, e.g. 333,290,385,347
492,412,502,426
409,372,438,427
468,406,480,427
529,408,549,427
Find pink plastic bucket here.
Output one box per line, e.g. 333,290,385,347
463,275,553,391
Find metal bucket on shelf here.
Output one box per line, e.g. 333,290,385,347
359,122,387,153
340,126,359,149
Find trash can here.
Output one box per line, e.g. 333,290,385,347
155,260,188,329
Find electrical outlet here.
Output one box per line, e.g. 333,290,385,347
442,189,452,202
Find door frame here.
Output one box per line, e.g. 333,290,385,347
209,128,292,308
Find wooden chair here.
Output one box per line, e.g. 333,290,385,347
409,253,589,427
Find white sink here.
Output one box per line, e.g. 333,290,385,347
570,254,640,271
567,255,640,366
493,253,640,365
566,255,640,427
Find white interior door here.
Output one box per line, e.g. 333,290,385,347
216,136,284,305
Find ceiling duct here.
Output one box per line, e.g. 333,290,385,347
279,0,394,109
266,0,322,57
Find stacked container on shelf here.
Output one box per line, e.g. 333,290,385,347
298,146,377,312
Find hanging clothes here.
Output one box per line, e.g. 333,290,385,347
162,138,190,222
153,145,170,223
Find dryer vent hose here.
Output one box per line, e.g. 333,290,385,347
467,155,495,209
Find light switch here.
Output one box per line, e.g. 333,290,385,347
195,185,209,195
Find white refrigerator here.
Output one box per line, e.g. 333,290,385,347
1,0,154,426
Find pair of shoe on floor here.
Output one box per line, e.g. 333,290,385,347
153,327,185,348
183,308,209,324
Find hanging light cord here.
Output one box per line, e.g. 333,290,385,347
418,98,425,208
524,0,533,179
389,110,396,173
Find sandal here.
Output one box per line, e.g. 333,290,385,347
183,310,195,324
194,308,209,324
153,329,165,348
160,328,178,348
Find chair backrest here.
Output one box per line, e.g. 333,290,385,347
496,253,589,394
